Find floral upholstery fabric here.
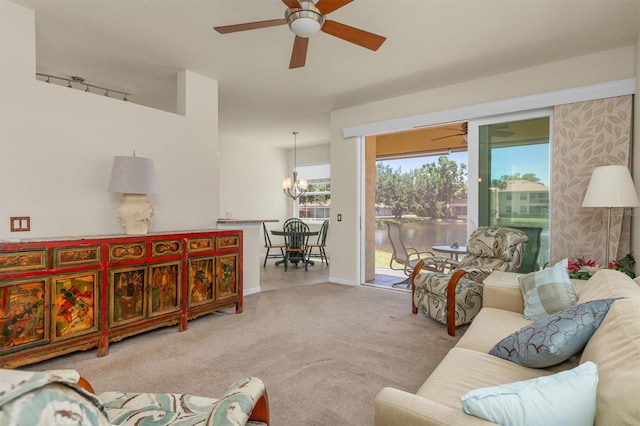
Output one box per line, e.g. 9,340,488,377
0,369,111,426
0,369,267,426
414,226,528,327
99,376,267,426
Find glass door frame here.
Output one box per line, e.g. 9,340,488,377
466,108,553,238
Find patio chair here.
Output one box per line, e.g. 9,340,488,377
283,220,311,271
386,222,440,288
412,226,528,336
306,219,329,265
263,223,285,267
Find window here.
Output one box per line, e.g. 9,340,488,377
297,163,330,220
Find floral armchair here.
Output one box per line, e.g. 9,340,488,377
0,368,269,426
412,226,528,336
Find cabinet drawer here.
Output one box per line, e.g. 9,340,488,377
187,237,214,253
151,240,183,257
108,242,146,262
216,234,240,250
0,250,47,273
54,246,101,268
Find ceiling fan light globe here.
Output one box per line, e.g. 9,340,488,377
289,16,322,37
286,1,324,38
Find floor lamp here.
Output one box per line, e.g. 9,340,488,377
582,165,640,265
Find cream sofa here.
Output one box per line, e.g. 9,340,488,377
375,269,640,425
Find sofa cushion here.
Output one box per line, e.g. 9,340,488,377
460,361,598,425
489,298,617,368
578,270,640,426
417,347,551,411
518,258,577,320
456,308,530,353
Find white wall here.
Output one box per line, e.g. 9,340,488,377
329,47,637,285
0,1,220,240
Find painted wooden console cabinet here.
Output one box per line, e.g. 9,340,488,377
0,229,242,367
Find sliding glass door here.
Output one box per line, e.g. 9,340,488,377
476,115,551,270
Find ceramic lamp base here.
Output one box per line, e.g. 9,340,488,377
117,194,154,235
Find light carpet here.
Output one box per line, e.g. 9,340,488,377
29,283,464,425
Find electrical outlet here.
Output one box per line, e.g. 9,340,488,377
337,213,342,222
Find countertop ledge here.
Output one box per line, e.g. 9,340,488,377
217,219,279,224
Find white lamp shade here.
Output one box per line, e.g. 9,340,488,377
583,165,640,208
108,156,157,195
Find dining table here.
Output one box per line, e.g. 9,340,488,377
271,229,319,267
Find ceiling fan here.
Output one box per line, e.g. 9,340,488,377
213,0,387,69
432,123,468,143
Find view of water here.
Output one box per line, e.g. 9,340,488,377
376,221,468,254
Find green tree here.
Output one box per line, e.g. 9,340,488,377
491,172,541,189
376,156,467,219
413,157,467,219
376,163,412,218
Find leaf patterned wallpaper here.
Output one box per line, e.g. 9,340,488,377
551,95,633,265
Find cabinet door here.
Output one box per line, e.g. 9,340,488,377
148,261,181,317
109,266,147,327
51,272,100,341
0,279,47,351
187,257,215,306
215,253,239,300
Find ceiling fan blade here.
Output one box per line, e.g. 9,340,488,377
289,36,309,69
432,133,464,141
281,0,302,8
214,18,287,34
315,0,353,15
321,20,386,51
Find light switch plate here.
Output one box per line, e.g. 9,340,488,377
10,216,30,232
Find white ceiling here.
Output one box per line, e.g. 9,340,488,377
8,0,640,148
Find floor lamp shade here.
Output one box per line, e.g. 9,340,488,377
582,165,640,264
108,156,157,235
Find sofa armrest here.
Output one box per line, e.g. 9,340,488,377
482,271,524,313
208,376,269,426
375,387,494,426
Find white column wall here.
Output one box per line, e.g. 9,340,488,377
330,47,636,284
0,1,220,239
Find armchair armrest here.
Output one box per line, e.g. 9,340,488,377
375,387,493,426
446,267,493,336
208,376,269,426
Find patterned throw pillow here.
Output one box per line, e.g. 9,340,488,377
461,361,598,425
489,298,618,368
519,258,577,320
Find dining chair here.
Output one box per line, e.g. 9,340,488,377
306,220,329,265
283,220,310,271
283,217,304,228
262,223,286,268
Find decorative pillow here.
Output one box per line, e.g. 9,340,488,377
460,361,598,425
519,258,576,320
489,298,618,368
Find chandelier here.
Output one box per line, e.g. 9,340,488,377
283,131,308,200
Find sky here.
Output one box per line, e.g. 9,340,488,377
378,143,550,186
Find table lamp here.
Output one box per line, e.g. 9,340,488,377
582,165,640,265
108,154,157,235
